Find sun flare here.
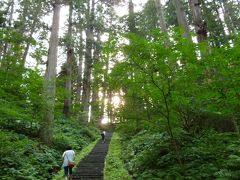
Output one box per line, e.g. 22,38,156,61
112,95,121,107
101,117,109,124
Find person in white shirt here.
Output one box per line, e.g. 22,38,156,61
62,145,75,180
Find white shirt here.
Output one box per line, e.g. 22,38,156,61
62,150,75,167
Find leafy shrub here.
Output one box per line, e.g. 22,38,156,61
80,127,97,141
53,135,73,151
0,119,99,180
0,68,42,138
53,119,98,152
182,130,240,179
178,107,239,134
0,131,60,180
122,131,172,179
121,130,240,179
0,110,99,180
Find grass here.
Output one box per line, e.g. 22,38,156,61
52,138,99,180
104,132,132,180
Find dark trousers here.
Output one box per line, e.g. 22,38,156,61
101,134,105,141
64,166,73,177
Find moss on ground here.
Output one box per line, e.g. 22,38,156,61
104,132,132,180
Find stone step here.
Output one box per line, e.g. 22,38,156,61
72,132,113,179
72,176,103,180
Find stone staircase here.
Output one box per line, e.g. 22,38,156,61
72,132,112,180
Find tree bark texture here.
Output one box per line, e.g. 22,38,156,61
128,0,136,33
154,0,170,47
22,19,38,66
100,52,109,125
189,0,207,42
40,0,60,146
63,0,73,118
91,32,102,122
107,91,113,123
76,31,84,104
154,0,168,33
172,0,190,38
82,0,95,122
221,0,235,35
2,0,15,59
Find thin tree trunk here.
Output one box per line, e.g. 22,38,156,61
63,0,73,118
22,20,37,66
172,0,190,38
76,31,84,104
154,0,170,46
212,0,227,39
91,32,101,123
220,0,235,35
107,91,113,123
100,51,109,125
22,43,30,66
8,0,14,26
100,88,106,124
2,0,15,58
154,0,168,33
128,0,136,33
39,0,60,146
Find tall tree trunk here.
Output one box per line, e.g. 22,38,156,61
107,91,113,123
63,0,73,118
91,32,102,123
128,0,136,33
212,0,228,47
98,48,110,124
8,0,14,26
100,52,109,125
100,87,106,125
154,0,170,46
22,19,37,66
220,0,235,35
172,0,190,38
212,0,227,39
154,0,168,33
2,0,15,58
189,0,207,42
76,31,84,104
82,0,95,123
39,0,60,146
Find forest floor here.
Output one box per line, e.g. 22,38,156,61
72,132,113,180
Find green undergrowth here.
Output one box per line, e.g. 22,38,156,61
0,117,99,180
53,118,99,152
104,132,132,180
0,83,99,179
121,130,240,179
53,138,99,180
0,130,59,180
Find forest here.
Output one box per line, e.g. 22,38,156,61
0,0,240,179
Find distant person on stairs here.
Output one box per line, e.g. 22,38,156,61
101,130,106,143
62,145,75,180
